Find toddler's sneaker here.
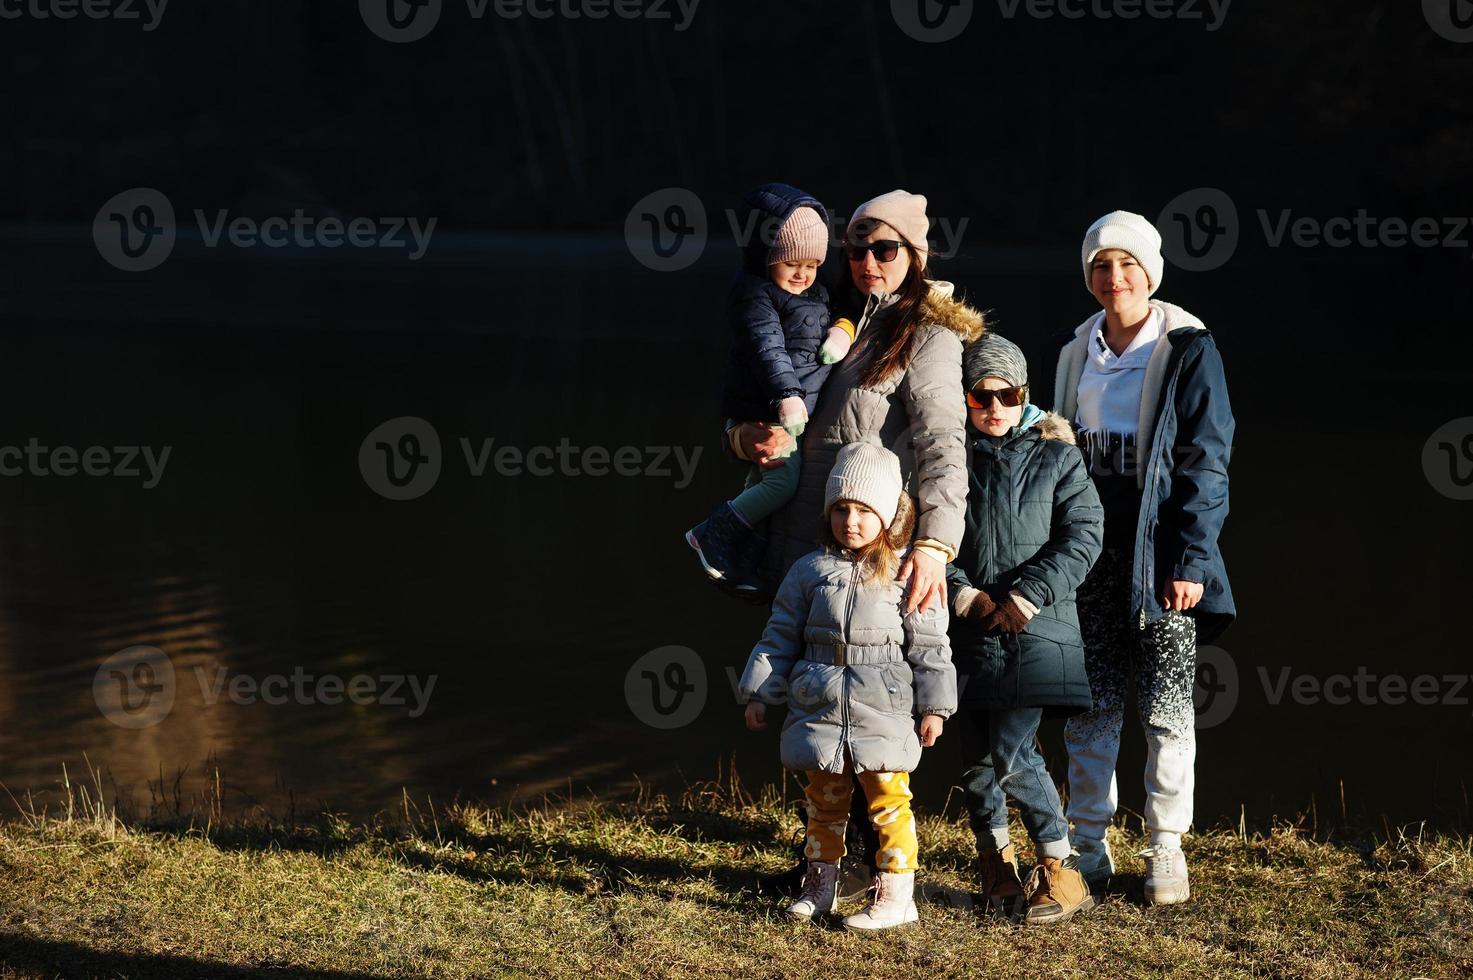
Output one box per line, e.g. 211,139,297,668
785,860,839,922
1140,844,1190,905
684,502,749,584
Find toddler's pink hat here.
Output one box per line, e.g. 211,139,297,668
768,206,829,265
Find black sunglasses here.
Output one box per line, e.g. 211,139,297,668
844,240,904,264
966,383,1028,410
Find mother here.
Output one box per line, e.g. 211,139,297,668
734,190,984,613
733,190,984,894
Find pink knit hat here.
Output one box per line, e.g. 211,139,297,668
768,206,829,265
847,190,930,268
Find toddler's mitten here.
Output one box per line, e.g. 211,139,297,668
818,318,859,365
777,396,808,439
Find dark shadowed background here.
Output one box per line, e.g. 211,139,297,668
1,0,1471,834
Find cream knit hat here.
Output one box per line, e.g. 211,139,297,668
768,206,829,265
847,190,930,268
1081,210,1164,296
824,443,904,529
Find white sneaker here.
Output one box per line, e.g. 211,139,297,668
1073,836,1114,887
841,872,919,932
785,861,839,921
1139,844,1190,905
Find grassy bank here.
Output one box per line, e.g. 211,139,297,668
1,770,1470,979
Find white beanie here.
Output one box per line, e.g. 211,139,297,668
1081,210,1164,296
824,443,904,530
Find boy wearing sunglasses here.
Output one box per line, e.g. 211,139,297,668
686,183,860,592
944,333,1104,925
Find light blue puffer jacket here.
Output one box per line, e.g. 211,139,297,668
738,547,957,774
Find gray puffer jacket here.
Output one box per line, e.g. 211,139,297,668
760,281,985,584
738,547,958,775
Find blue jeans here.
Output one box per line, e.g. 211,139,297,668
957,706,1070,854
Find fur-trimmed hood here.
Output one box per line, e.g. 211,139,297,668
1030,409,1077,445
919,281,986,344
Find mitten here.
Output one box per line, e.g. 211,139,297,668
963,589,997,623
777,396,808,439
982,598,1031,634
818,318,858,365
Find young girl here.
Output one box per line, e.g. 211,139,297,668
1054,211,1236,905
944,333,1103,925
738,443,957,931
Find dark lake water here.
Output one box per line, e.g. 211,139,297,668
1,226,1470,834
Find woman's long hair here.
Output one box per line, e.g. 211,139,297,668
817,492,917,586
831,225,935,389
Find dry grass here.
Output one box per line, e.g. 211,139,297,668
0,764,1470,979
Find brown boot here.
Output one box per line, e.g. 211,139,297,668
977,844,1025,918
1024,854,1096,925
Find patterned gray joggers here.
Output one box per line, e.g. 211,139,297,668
1064,546,1198,841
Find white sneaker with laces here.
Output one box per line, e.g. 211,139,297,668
785,860,839,921
841,872,919,932
1139,844,1190,905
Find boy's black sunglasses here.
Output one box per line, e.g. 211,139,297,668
844,240,904,264
966,383,1028,410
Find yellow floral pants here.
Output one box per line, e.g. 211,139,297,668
803,770,918,874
